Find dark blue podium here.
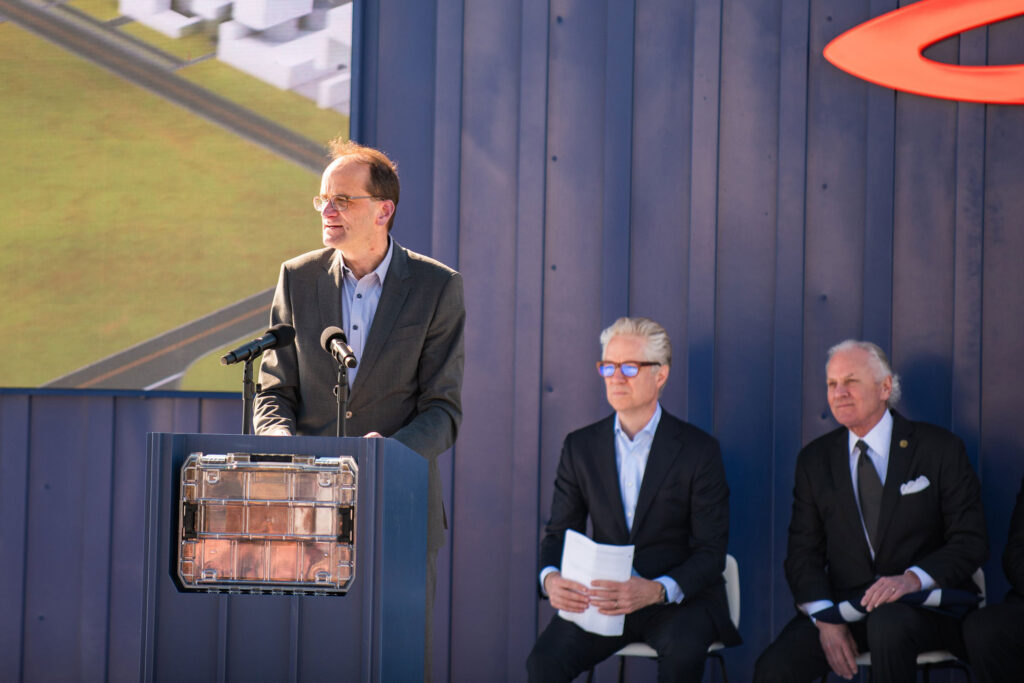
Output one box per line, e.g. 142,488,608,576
141,433,426,682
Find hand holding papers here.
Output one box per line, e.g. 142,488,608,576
557,530,635,636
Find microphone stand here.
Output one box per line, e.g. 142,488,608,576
242,357,257,435
333,360,349,437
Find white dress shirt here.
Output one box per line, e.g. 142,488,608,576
800,409,934,619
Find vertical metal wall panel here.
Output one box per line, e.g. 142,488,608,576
630,0,691,415
600,0,634,330
714,0,782,676
508,0,551,672
432,0,464,272
107,398,180,682
198,396,243,435
949,30,988,468
536,2,614,661
978,16,1024,604
361,0,438,259
860,0,898,346
430,0,464,677
21,395,114,682
539,0,611,538
686,0,723,433
451,0,526,677
891,95,959,428
167,396,200,434
351,0,378,145
802,0,870,446
0,395,30,682
861,82,896,346
771,0,810,638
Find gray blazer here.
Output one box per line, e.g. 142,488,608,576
254,240,465,549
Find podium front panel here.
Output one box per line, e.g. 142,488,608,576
142,433,426,683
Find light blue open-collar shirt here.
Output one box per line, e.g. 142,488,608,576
540,403,684,605
614,403,662,532
340,237,393,385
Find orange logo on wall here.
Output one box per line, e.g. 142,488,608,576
824,0,1024,104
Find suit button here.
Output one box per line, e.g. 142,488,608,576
345,411,353,419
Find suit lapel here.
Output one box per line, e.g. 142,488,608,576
876,411,913,551
317,250,343,334
350,242,411,399
591,418,630,542
629,416,679,542
830,429,873,560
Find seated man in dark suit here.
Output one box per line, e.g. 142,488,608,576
755,340,988,683
962,477,1024,682
526,317,740,682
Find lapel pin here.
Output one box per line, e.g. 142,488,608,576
899,439,908,448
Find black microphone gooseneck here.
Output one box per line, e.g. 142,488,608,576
321,326,358,437
222,323,296,366
225,324,295,434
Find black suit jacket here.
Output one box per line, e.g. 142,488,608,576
539,410,741,646
1003,477,1024,602
784,410,988,605
254,241,465,550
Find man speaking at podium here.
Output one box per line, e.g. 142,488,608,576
254,138,465,679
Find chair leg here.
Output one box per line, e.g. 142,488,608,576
602,650,737,683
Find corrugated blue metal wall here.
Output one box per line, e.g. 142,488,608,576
2,0,1023,681
0,393,239,681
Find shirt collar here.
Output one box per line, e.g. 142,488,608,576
614,402,663,444
848,408,893,458
342,237,394,284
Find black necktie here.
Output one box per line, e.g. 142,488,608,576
856,439,883,549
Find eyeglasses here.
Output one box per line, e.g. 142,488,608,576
313,194,381,212
596,361,660,378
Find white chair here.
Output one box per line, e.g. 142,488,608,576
821,567,985,683
587,553,740,683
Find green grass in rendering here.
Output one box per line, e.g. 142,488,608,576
0,23,328,389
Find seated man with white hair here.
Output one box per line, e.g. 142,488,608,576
755,340,988,683
527,317,740,682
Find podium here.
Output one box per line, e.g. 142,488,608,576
141,434,426,682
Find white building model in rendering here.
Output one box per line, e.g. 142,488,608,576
119,0,353,113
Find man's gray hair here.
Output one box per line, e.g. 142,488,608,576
599,317,672,367
827,339,902,405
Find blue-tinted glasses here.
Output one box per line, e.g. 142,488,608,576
596,361,660,378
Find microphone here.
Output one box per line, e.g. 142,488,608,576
321,326,358,368
220,324,296,365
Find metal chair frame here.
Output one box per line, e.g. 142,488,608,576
819,568,986,683
586,553,740,683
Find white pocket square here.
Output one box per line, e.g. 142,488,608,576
900,475,930,495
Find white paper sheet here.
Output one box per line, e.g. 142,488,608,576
557,529,635,636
